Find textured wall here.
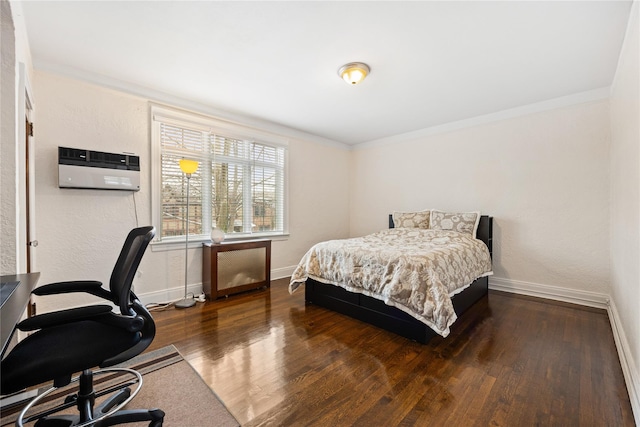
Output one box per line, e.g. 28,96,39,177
32,71,350,313
610,2,639,415
350,100,611,294
2,1,35,276
1,0,16,275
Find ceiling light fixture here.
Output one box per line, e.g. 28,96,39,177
338,62,370,85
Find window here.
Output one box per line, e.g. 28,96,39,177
151,105,287,242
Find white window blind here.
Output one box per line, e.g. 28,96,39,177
151,105,287,242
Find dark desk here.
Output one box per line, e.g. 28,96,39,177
1,272,39,357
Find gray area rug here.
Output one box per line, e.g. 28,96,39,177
1,345,239,426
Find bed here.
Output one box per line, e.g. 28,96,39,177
289,212,493,344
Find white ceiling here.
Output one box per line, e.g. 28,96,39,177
20,1,633,146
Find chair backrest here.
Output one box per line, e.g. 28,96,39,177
99,226,157,367
109,226,155,314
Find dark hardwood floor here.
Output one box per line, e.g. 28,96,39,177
147,278,635,426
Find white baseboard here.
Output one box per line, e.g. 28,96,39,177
489,276,609,309
271,266,296,280
137,283,204,307
608,298,640,424
135,265,297,306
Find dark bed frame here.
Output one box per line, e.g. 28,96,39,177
304,215,493,344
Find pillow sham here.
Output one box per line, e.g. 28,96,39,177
430,210,481,237
392,210,430,229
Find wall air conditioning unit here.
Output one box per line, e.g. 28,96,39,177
58,146,140,191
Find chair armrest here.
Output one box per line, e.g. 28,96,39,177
98,313,145,333
17,305,114,331
34,280,112,301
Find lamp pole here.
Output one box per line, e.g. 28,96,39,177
176,159,198,309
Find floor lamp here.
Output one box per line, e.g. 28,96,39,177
175,159,199,309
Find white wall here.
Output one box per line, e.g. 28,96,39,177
610,1,639,418
1,0,34,275
32,71,350,312
350,99,611,297
1,0,17,275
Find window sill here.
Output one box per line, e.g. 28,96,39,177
150,233,289,252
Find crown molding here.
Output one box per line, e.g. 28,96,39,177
354,87,611,150
34,61,351,151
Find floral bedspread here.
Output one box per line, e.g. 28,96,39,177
289,228,493,337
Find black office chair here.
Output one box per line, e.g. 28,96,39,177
0,226,164,427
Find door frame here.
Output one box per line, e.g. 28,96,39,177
17,63,35,273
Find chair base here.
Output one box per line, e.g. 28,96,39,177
17,368,164,427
